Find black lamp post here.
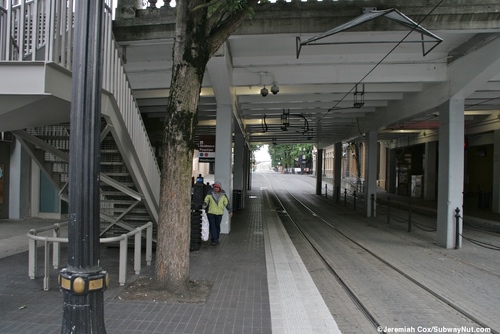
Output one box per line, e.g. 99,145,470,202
60,1,107,333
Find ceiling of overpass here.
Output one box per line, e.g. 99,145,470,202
114,2,500,148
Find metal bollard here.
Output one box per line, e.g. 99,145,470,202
353,190,356,209
325,184,328,199
344,189,347,206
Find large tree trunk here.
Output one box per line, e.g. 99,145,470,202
153,0,259,293
154,0,208,292
154,65,201,292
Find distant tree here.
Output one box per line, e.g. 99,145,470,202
155,0,259,294
268,144,313,172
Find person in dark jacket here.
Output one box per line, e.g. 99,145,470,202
202,181,232,246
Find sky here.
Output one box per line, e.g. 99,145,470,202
254,145,271,162
147,1,170,7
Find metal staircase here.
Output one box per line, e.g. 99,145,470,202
1,0,160,232
12,123,153,237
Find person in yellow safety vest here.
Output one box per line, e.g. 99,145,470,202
202,181,233,246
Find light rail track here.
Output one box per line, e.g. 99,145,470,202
261,173,498,334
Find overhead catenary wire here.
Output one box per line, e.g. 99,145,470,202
317,0,446,124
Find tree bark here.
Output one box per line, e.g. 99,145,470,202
154,0,260,293
154,0,208,293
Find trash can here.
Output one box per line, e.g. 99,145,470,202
190,209,202,251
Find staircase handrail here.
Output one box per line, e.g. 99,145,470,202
2,0,160,217
27,220,154,290
102,4,161,208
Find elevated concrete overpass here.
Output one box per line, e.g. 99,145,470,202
113,0,500,147
113,0,500,248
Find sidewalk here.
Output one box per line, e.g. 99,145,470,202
0,173,499,333
0,179,339,334
0,218,66,259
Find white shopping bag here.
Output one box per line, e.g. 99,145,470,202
201,209,209,241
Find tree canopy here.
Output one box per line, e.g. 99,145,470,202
268,143,314,171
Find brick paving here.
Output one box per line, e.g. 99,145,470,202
0,172,499,333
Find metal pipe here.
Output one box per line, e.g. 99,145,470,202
455,207,461,249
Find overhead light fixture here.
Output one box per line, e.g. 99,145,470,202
257,71,279,97
260,86,269,97
271,83,279,95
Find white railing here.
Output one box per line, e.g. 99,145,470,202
101,4,161,206
1,0,160,214
27,221,153,291
0,2,7,60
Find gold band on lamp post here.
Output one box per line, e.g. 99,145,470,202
59,270,108,295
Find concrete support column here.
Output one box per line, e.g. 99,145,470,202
233,130,245,210
246,145,252,191
378,142,387,190
492,129,500,213
364,131,378,217
387,147,397,194
315,149,323,195
334,142,342,202
215,104,233,234
424,141,437,201
437,99,465,248
8,140,30,219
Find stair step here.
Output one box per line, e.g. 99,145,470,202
29,124,155,228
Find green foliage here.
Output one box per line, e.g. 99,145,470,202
268,144,313,169
250,144,263,151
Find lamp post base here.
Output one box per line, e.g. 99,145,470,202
60,269,108,334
